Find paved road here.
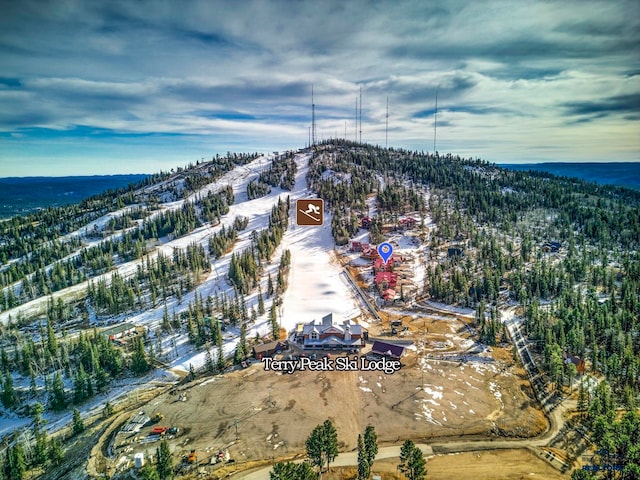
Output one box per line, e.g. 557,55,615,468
236,444,433,480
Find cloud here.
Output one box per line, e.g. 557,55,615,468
0,0,638,174
563,93,640,119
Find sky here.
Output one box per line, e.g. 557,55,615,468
0,0,639,176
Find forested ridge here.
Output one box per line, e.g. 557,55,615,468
0,155,257,312
312,140,639,425
0,150,290,433
0,142,638,479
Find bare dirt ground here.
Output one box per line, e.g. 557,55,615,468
105,313,546,475
338,449,568,480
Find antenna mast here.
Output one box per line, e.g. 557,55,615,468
385,96,389,148
433,89,438,153
359,86,362,143
355,96,358,142
311,84,316,146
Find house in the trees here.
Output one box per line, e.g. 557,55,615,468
564,355,586,375
370,340,405,360
361,216,373,229
102,323,137,344
374,271,398,290
296,313,366,351
361,245,378,260
381,289,396,302
373,255,403,272
398,217,417,230
252,340,289,360
350,241,364,252
543,241,562,253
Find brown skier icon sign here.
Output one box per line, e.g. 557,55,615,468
296,199,324,226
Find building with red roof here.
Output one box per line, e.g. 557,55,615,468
374,271,398,289
398,217,417,230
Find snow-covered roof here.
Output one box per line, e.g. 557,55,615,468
301,316,363,336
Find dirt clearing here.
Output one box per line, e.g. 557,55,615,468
337,449,568,480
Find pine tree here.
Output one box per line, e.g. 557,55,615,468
211,319,222,345
363,425,378,469
322,419,338,469
239,322,248,356
357,433,369,480
270,461,318,480
212,345,223,373
104,401,114,417
29,364,37,396
577,381,587,412
46,318,57,357
95,366,108,393
1,372,17,409
399,440,426,480
156,439,173,479
267,273,274,296
34,429,49,466
31,402,45,430
270,303,279,340
305,424,325,472
50,371,67,411
258,287,265,315
3,443,26,480
72,408,85,435
162,303,170,331
140,460,160,480
205,349,215,374
47,437,64,466
73,364,87,404
131,337,151,375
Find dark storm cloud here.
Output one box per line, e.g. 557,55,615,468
0,77,22,87
563,93,640,118
165,80,310,105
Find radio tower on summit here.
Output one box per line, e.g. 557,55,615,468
433,89,438,153
311,85,317,146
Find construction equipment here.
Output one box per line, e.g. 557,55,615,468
150,426,167,435
187,449,197,464
152,413,164,423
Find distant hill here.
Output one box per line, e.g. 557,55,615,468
0,174,149,218
500,162,640,190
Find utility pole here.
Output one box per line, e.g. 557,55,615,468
386,96,389,148
355,96,358,142
359,86,362,143
433,89,438,153
311,84,316,146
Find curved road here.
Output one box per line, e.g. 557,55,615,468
233,398,576,479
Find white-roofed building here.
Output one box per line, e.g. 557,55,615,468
295,313,367,351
